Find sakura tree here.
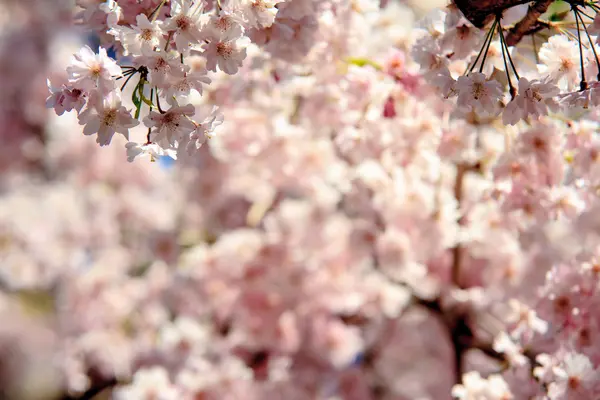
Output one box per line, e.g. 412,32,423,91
2,0,600,399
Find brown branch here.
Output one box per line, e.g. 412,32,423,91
452,0,534,28
506,0,553,46
453,0,555,46
452,164,468,289
59,377,118,400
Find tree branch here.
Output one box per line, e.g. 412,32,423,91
59,377,118,400
506,0,553,46
453,0,555,47
452,0,534,28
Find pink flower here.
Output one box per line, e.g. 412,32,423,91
202,34,249,75
114,367,180,400
163,66,211,100
456,72,503,116
46,80,86,116
77,92,139,146
235,0,283,29
66,46,122,92
162,0,205,52
109,13,166,55
135,49,186,88
503,77,560,125
539,35,582,91
201,11,244,42
548,353,599,399
440,7,483,59
143,103,196,145
452,372,513,400
179,106,224,157
125,141,176,162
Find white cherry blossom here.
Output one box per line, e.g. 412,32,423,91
77,92,139,146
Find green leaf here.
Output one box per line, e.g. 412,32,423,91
546,1,570,22
132,82,141,108
345,57,383,71
141,92,154,107
133,80,145,119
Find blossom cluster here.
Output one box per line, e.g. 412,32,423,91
47,0,320,161
413,1,600,126
5,0,600,400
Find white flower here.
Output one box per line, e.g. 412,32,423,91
475,41,505,77
77,92,139,146
159,317,210,354
203,34,249,75
135,48,186,88
504,299,548,339
559,81,600,112
114,367,179,400
125,141,176,162
411,37,449,75
66,46,122,92
200,11,244,41
548,353,598,399
452,372,513,400
492,332,527,367
440,7,483,59
99,0,122,28
163,0,204,52
431,67,458,99
109,14,165,55
456,72,503,116
143,103,196,145
538,35,582,91
503,77,559,125
235,0,283,29
178,106,224,157
46,80,86,116
163,66,211,100
415,8,446,40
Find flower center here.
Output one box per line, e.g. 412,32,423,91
560,57,574,72
90,64,102,78
216,42,233,58
102,109,117,126
141,29,154,41
216,16,233,31
472,82,485,100
568,376,581,390
176,15,191,31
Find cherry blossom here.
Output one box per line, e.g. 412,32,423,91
202,33,250,74
503,77,560,125
143,103,196,145
77,92,139,146
456,72,503,116
66,45,122,92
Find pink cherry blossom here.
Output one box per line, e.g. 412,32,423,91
503,77,560,125
77,92,139,146
456,72,503,116
66,45,122,92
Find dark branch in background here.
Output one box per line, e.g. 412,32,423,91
452,0,553,47
452,164,469,289
59,375,118,400
452,0,533,28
